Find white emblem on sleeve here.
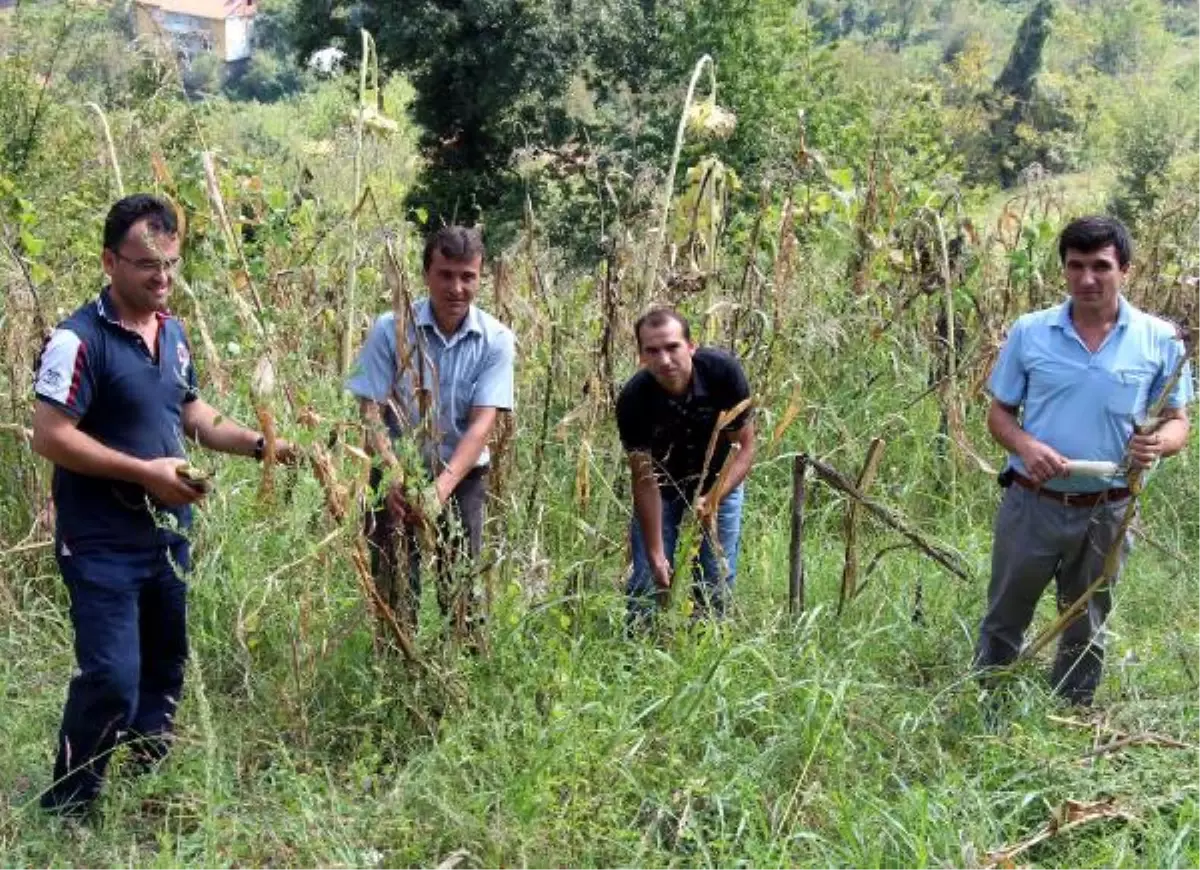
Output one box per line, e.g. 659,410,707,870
35,329,83,405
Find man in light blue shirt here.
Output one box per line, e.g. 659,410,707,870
975,215,1192,707
347,226,514,639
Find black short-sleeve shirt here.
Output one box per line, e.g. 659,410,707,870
616,347,751,494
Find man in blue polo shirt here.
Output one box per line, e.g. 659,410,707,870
347,225,514,640
974,215,1193,706
32,194,296,816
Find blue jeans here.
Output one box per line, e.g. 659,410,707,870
627,484,744,623
42,543,190,812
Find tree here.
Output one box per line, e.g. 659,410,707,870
988,0,1055,186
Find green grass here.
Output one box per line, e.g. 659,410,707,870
1,445,1196,867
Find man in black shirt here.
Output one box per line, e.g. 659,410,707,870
616,307,755,623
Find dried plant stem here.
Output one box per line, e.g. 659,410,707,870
254,405,276,501
647,54,716,292
176,275,228,394
309,445,421,665
805,454,971,582
200,150,267,335
85,102,124,196
839,437,885,614
341,28,379,374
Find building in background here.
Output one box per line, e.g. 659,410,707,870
133,0,257,64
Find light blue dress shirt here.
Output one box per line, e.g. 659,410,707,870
989,296,1194,492
346,299,515,467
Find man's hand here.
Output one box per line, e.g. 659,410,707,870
141,457,207,508
386,480,443,527
650,553,672,590
272,439,303,466
1017,440,1069,484
1127,430,1164,470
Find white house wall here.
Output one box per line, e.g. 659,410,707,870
224,16,252,62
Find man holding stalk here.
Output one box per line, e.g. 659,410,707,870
348,225,514,640
975,215,1193,706
31,194,297,816
617,306,755,625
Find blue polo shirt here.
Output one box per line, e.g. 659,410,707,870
989,296,1194,492
33,288,199,553
346,300,515,467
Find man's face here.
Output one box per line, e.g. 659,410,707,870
101,218,181,315
425,249,481,332
1064,244,1127,319
638,318,696,396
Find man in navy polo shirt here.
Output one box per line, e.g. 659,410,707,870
975,216,1193,706
31,194,295,815
616,306,755,625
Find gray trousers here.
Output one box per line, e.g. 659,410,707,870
366,466,488,635
974,485,1132,705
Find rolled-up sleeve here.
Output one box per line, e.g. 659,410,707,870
345,314,397,401
987,319,1027,407
472,329,515,410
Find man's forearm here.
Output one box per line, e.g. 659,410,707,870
1153,413,1190,457
986,402,1034,455
184,400,260,457
33,421,149,485
436,412,496,494
632,476,665,560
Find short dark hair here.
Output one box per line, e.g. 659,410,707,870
1058,215,1133,268
103,194,178,252
634,306,691,349
423,225,484,271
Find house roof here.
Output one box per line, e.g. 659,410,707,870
137,0,257,19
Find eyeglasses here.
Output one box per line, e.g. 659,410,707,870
112,250,182,275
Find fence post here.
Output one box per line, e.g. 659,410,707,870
788,454,809,617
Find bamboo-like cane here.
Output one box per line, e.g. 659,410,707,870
1023,337,1193,659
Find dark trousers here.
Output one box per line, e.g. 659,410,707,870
42,542,189,811
365,466,488,635
974,486,1131,706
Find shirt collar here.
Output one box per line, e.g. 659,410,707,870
415,298,482,342
96,286,169,327
1055,295,1131,331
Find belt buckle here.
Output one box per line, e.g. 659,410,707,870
1060,491,1078,506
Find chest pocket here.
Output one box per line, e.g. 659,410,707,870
1105,367,1156,418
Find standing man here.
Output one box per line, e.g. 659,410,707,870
32,194,296,815
616,307,755,624
347,225,514,639
975,216,1193,706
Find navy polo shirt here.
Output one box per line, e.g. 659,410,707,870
33,288,199,553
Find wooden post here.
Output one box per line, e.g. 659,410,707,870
839,437,885,614
788,454,809,618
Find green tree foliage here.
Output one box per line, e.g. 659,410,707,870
987,0,1054,185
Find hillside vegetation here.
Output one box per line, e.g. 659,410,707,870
0,0,1196,866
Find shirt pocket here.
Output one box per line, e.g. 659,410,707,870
1104,367,1154,418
